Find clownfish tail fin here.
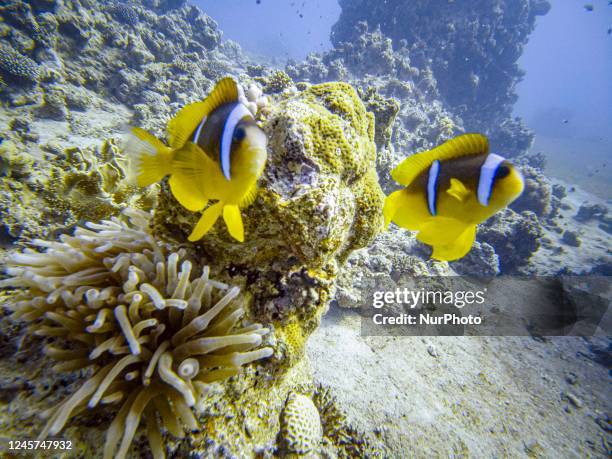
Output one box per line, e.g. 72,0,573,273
125,127,174,187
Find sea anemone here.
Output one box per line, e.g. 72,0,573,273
0,208,273,458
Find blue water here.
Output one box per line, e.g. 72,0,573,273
196,0,340,61
200,0,611,197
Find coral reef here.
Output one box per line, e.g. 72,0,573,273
152,81,385,327
510,165,554,219
0,137,154,241
477,209,543,274
0,0,226,123
0,208,273,458
575,203,608,223
280,392,323,456
450,241,500,277
256,69,295,94
0,0,246,239
331,0,549,150
357,84,400,152
0,42,40,84
1,0,609,457
0,3,391,452
335,228,451,310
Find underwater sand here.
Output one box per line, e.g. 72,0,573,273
534,134,612,200
309,307,611,457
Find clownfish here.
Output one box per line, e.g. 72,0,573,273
383,133,524,261
127,77,267,242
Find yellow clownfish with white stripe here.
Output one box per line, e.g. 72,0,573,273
383,133,524,261
126,77,267,242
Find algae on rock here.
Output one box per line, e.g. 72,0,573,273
0,136,155,240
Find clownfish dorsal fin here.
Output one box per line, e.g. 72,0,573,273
391,133,489,186
166,77,240,149
447,178,470,202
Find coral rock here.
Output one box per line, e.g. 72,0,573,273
153,82,385,329
110,4,140,26
478,209,543,274
281,392,323,455
562,230,581,247
450,241,500,277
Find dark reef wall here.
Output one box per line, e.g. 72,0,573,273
330,0,550,157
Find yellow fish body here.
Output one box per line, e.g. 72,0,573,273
127,77,268,242
383,133,524,261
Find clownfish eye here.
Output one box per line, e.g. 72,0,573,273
495,165,511,179
233,126,246,142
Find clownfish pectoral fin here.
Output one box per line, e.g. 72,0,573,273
383,189,404,227
447,178,470,202
168,174,208,212
223,205,244,242
239,182,259,208
430,225,477,261
167,77,240,149
173,142,216,175
416,217,468,246
188,201,224,242
172,142,219,197
391,133,489,186
126,127,174,187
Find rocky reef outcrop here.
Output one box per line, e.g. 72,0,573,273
0,0,242,244
330,0,549,156
152,81,385,359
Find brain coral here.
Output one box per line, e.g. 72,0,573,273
0,208,273,459
281,392,323,455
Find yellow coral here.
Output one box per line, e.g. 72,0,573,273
258,69,294,94
438,116,456,138
297,82,376,178
278,320,307,364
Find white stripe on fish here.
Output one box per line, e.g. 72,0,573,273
220,104,252,181
477,153,505,206
427,160,440,215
